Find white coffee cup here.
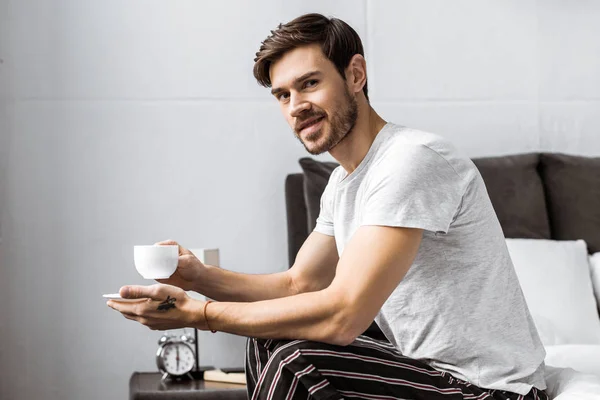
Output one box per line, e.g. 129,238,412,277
133,245,178,279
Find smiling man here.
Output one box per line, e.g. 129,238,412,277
108,13,549,400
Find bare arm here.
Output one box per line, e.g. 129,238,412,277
188,232,339,302
193,226,423,345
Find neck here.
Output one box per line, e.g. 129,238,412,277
329,105,387,175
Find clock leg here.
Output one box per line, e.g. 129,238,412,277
194,328,199,372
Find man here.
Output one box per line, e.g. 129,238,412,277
108,13,548,400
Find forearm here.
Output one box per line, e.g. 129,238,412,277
192,287,361,346
194,265,298,303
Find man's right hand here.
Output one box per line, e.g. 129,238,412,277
154,240,205,292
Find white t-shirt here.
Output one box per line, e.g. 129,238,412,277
314,122,547,394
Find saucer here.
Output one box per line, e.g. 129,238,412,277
103,293,148,302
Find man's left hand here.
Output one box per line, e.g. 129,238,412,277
106,283,204,331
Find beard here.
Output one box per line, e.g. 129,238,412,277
293,88,358,155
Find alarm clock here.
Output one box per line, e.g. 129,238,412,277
156,331,196,380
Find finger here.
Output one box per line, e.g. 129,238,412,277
122,314,151,328
155,278,177,285
107,300,135,314
154,239,192,256
107,300,121,311
122,313,138,321
120,284,160,300
155,239,178,246
106,301,137,319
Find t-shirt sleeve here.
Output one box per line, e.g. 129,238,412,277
313,170,338,237
361,144,467,234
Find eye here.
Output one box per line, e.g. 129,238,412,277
276,92,290,102
303,79,318,89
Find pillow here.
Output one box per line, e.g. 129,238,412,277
472,153,551,239
298,158,338,232
589,253,600,310
540,153,600,254
505,239,600,345
532,313,568,346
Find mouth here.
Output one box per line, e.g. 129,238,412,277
297,116,326,135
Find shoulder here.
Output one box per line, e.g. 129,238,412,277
320,164,345,199
327,165,345,186
375,124,478,182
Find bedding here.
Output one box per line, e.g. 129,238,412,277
544,366,600,399
505,239,600,345
545,345,600,378
590,253,600,307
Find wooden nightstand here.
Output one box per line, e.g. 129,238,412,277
129,372,247,400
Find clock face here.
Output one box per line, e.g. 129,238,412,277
161,342,195,376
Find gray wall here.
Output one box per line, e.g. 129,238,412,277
1,1,599,399
1,0,11,397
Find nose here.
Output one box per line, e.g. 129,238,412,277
289,93,311,119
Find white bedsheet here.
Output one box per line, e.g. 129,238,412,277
544,345,600,399
545,366,600,399
545,345,600,377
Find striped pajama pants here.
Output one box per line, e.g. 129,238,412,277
244,335,549,400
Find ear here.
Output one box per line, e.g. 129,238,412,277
345,54,367,96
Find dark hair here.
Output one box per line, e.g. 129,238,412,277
253,13,369,101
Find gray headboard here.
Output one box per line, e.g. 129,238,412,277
285,173,309,268
285,152,600,267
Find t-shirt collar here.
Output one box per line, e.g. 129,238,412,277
338,122,394,186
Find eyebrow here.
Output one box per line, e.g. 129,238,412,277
271,71,322,96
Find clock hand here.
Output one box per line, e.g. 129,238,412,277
177,345,180,371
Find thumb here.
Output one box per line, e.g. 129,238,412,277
120,284,159,300
154,239,192,256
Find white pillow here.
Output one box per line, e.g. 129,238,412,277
589,253,600,307
505,239,600,345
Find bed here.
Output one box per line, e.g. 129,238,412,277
285,152,600,399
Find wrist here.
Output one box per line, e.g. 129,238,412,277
203,300,217,333
189,262,210,294
192,263,217,295
185,299,208,330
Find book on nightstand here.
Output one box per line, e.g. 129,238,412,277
203,367,247,385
